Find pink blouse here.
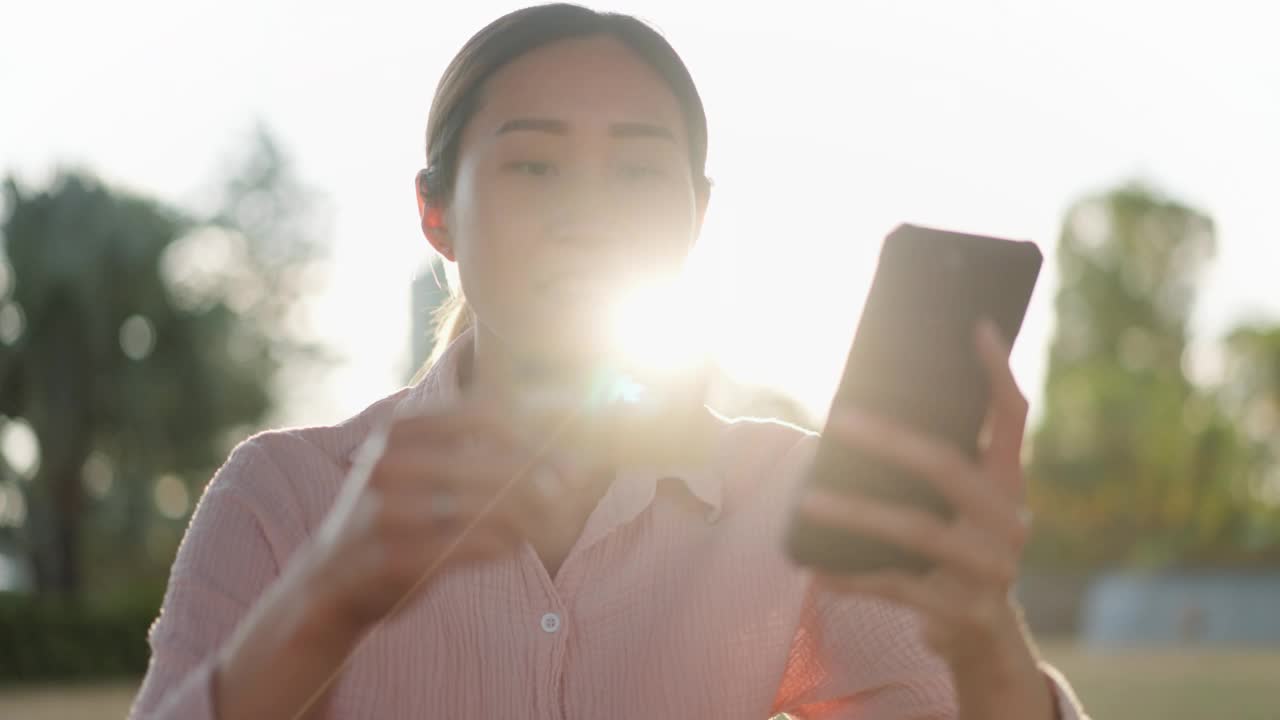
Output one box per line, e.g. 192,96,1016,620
130,331,1087,719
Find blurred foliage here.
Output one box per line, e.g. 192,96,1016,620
1028,184,1280,570
0,127,328,597
1221,325,1280,521
0,584,163,683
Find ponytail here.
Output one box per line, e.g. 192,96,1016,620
409,285,472,385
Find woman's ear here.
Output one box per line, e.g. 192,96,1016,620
415,169,454,261
692,177,712,243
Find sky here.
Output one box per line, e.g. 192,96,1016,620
3,0,1278,429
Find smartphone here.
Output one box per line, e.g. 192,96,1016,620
784,223,1042,575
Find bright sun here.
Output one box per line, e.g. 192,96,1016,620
606,270,711,377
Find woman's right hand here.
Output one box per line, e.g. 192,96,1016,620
299,400,555,636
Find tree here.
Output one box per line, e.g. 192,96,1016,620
1026,183,1268,569
0,128,328,596
1217,325,1280,551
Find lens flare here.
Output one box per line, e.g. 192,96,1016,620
606,274,709,376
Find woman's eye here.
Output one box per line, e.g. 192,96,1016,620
506,161,557,177
618,164,664,181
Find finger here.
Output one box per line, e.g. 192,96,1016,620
814,569,957,618
388,400,528,452
375,491,527,537
342,425,392,499
798,490,1021,586
376,449,561,543
825,409,1025,540
426,525,523,560
377,481,549,542
975,319,1029,479
975,320,1024,422
381,527,519,594
377,446,549,506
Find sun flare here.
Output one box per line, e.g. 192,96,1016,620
605,271,711,378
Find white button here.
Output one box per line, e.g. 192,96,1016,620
540,612,562,633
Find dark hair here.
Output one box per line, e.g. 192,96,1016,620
416,3,711,370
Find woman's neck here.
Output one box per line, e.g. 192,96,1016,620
468,327,594,398
468,324,603,432
464,324,717,472
467,324,617,484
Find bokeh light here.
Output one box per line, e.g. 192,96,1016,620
0,418,40,481
81,452,115,500
152,474,190,520
119,314,156,361
0,302,26,345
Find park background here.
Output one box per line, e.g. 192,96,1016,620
2,1,1278,717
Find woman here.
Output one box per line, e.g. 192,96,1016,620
131,5,1088,719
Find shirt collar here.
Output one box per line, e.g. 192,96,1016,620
677,464,723,521
347,327,724,522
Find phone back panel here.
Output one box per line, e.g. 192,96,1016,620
785,223,1042,574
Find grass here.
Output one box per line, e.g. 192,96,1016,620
0,642,1276,719
1039,640,1280,720
0,680,139,720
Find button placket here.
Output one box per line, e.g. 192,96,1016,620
536,606,570,720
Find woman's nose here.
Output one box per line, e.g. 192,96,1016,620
545,176,630,248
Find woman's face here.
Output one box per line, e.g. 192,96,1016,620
436,34,707,364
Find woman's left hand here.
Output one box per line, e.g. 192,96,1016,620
796,319,1056,720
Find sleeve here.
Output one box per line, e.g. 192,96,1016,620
769,435,1091,720
763,435,955,719
1042,661,1090,720
128,438,305,720
776,580,958,719
779,586,1092,719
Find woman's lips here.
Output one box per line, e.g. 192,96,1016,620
541,274,619,301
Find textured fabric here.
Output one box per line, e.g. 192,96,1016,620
130,330,1089,719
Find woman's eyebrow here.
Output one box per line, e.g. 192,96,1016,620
495,117,675,142
496,117,568,136
609,122,676,142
